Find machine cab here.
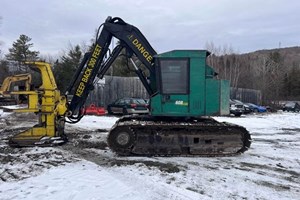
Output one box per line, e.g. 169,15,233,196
150,50,229,117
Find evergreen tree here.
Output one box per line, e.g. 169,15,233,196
88,34,146,77
53,45,82,92
6,34,39,72
0,17,9,81
110,49,137,77
0,60,10,82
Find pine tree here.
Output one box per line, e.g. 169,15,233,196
111,48,137,77
6,34,39,72
0,60,9,82
53,45,82,92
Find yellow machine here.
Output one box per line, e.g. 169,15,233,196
9,62,68,147
0,73,32,105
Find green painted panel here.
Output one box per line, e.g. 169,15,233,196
189,57,205,116
161,95,189,114
205,79,230,116
205,79,220,115
151,94,189,116
155,50,210,58
150,94,162,115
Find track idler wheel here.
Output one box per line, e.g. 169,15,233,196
107,127,135,156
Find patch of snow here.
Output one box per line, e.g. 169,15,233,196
214,112,300,133
0,104,28,110
0,161,193,200
0,147,79,182
70,115,119,130
0,109,12,118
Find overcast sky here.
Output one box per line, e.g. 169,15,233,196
0,0,299,57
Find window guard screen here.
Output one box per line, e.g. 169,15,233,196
159,59,189,94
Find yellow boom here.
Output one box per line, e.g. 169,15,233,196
0,73,32,95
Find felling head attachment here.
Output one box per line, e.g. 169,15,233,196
8,62,68,147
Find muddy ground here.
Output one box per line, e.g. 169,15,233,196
0,112,182,182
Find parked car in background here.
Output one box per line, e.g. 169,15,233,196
243,104,252,114
229,99,244,117
282,102,300,112
232,99,252,114
265,105,277,112
245,103,267,113
107,97,149,115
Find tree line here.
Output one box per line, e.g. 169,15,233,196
206,42,300,104
1,34,300,104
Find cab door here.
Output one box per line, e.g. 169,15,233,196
158,58,190,116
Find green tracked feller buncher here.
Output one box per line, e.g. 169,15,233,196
8,16,251,156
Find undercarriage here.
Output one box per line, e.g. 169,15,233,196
108,116,251,156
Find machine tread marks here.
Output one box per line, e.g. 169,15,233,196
107,116,251,156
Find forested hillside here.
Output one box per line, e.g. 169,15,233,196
207,46,300,103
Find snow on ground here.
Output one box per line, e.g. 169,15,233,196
0,109,12,118
0,110,300,200
71,115,117,130
0,147,78,182
0,161,154,200
215,111,300,133
0,104,28,110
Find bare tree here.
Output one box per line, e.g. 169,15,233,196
250,52,285,104
206,42,243,89
205,41,221,73
230,55,243,88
